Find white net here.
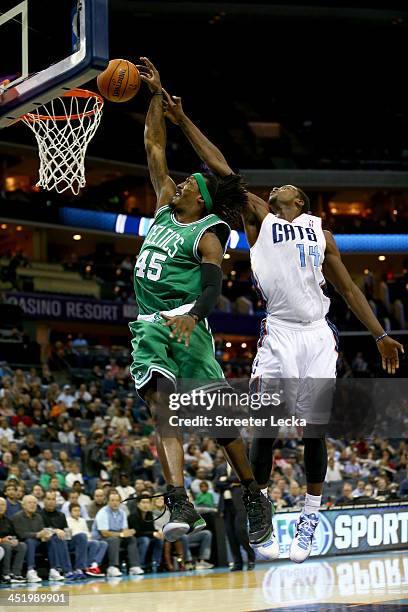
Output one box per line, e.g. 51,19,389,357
22,90,104,195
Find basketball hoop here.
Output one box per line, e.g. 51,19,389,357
21,89,104,195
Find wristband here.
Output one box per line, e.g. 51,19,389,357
153,92,163,96
375,333,388,343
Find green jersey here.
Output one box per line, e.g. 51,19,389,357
133,205,230,316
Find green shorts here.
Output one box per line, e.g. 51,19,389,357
129,317,225,396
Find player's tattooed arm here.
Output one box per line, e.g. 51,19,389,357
161,232,223,347
138,58,176,210
323,230,404,374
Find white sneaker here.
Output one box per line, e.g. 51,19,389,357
107,566,122,577
195,560,214,570
252,528,280,561
289,512,320,563
26,569,42,583
129,566,144,575
48,569,65,581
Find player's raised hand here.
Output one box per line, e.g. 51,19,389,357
161,313,196,347
162,89,185,125
376,335,404,375
136,57,162,93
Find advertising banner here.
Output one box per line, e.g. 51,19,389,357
273,503,408,559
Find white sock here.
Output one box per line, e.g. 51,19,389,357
261,487,269,499
303,493,321,516
91,562,98,568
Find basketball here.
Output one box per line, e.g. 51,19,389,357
97,58,140,103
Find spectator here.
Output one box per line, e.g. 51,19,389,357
214,460,255,572
47,478,65,506
71,481,91,507
375,476,390,499
87,489,106,519
116,473,136,503
352,480,366,498
194,481,216,508
66,502,107,577
343,453,362,479
0,452,13,480
4,483,22,518
38,449,63,474
181,530,214,570
61,492,89,520
10,406,32,428
75,384,92,404
58,421,76,445
39,462,65,492
21,434,41,458
287,481,303,507
361,483,375,500
191,468,214,496
11,495,61,583
111,407,132,432
31,484,45,508
0,497,27,583
128,497,164,571
0,417,14,442
92,489,143,576
84,432,106,494
325,457,343,483
56,385,76,408
72,334,88,350
40,491,85,579
269,486,288,511
335,483,355,505
65,462,84,490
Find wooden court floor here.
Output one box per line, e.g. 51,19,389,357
0,551,407,612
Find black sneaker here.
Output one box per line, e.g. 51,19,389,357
0,575,11,584
242,482,273,546
163,488,206,542
10,574,26,583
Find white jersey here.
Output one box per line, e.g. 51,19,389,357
250,212,330,324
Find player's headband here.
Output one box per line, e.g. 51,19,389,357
193,173,213,212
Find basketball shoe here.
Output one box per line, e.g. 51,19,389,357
289,511,319,563
163,487,206,542
242,483,280,560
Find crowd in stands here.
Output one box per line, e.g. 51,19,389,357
0,357,407,583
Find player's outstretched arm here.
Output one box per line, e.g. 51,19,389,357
163,90,269,244
323,230,404,374
137,58,176,210
162,89,233,177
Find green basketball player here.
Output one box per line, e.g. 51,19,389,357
129,57,274,552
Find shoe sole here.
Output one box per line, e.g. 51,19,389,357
163,518,206,543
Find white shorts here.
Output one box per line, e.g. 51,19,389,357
251,316,338,425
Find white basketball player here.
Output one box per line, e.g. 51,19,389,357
163,91,404,562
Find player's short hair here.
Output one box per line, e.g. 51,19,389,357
202,172,247,229
296,187,311,212
69,502,81,512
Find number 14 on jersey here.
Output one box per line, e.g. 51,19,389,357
296,244,320,268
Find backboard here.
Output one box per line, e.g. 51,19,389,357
0,0,109,128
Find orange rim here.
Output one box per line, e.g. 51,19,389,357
21,89,104,122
